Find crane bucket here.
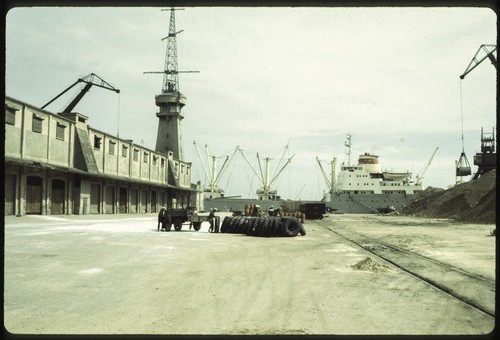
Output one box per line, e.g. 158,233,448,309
456,152,472,176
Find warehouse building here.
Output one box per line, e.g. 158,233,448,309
4,96,201,216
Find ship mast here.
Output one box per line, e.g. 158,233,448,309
193,141,238,196
331,157,337,192
316,157,337,194
345,134,352,166
237,145,294,200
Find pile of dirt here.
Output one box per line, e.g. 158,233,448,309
400,170,496,224
351,257,392,273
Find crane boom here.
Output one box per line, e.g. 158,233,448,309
316,157,333,192
237,146,261,181
269,154,295,187
460,44,497,79
194,141,238,194
416,147,439,186
215,147,238,184
41,73,120,113
193,140,210,183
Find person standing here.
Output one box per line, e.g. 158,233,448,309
208,208,216,233
157,206,171,231
189,207,198,230
274,207,281,217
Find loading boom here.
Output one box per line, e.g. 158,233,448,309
41,73,120,113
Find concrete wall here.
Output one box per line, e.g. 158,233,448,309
5,99,73,167
5,97,194,187
4,96,199,216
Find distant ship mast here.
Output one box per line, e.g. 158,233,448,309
237,144,295,200
344,134,352,166
316,157,337,194
193,141,238,198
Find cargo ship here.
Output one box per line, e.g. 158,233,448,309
317,136,432,213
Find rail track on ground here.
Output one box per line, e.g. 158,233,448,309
313,219,495,318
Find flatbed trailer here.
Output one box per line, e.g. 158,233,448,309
189,213,212,231
158,208,211,231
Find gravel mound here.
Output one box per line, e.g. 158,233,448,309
400,170,496,224
351,257,392,273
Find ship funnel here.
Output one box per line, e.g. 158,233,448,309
357,153,382,173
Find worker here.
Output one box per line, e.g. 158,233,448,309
208,208,216,233
189,207,198,230
274,207,281,217
157,206,171,231
268,205,274,217
214,212,220,233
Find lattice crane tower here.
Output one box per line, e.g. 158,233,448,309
145,7,198,161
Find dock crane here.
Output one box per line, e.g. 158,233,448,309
41,73,120,113
415,147,439,186
459,44,497,79
456,44,496,182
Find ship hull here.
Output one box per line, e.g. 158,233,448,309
203,197,316,213
204,193,417,215
203,197,281,213
326,192,417,214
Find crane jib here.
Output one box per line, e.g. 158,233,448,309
459,44,497,79
41,73,120,112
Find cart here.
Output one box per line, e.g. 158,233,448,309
158,208,211,231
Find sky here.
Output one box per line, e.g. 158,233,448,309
5,6,497,200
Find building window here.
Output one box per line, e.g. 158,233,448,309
122,145,128,157
181,165,184,173
56,123,66,140
32,114,44,133
109,140,116,155
144,152,149,163
5,107,16,125
161,158,165,168
153,155,158,166
94,135,102,149
133,149,139,161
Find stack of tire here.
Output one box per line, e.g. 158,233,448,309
220,216,306,237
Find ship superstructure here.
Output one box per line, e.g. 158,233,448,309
335,153,420,195
318,137,430,213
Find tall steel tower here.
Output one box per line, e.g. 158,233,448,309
145,7,198,161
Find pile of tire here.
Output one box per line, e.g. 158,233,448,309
220,216,306,237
